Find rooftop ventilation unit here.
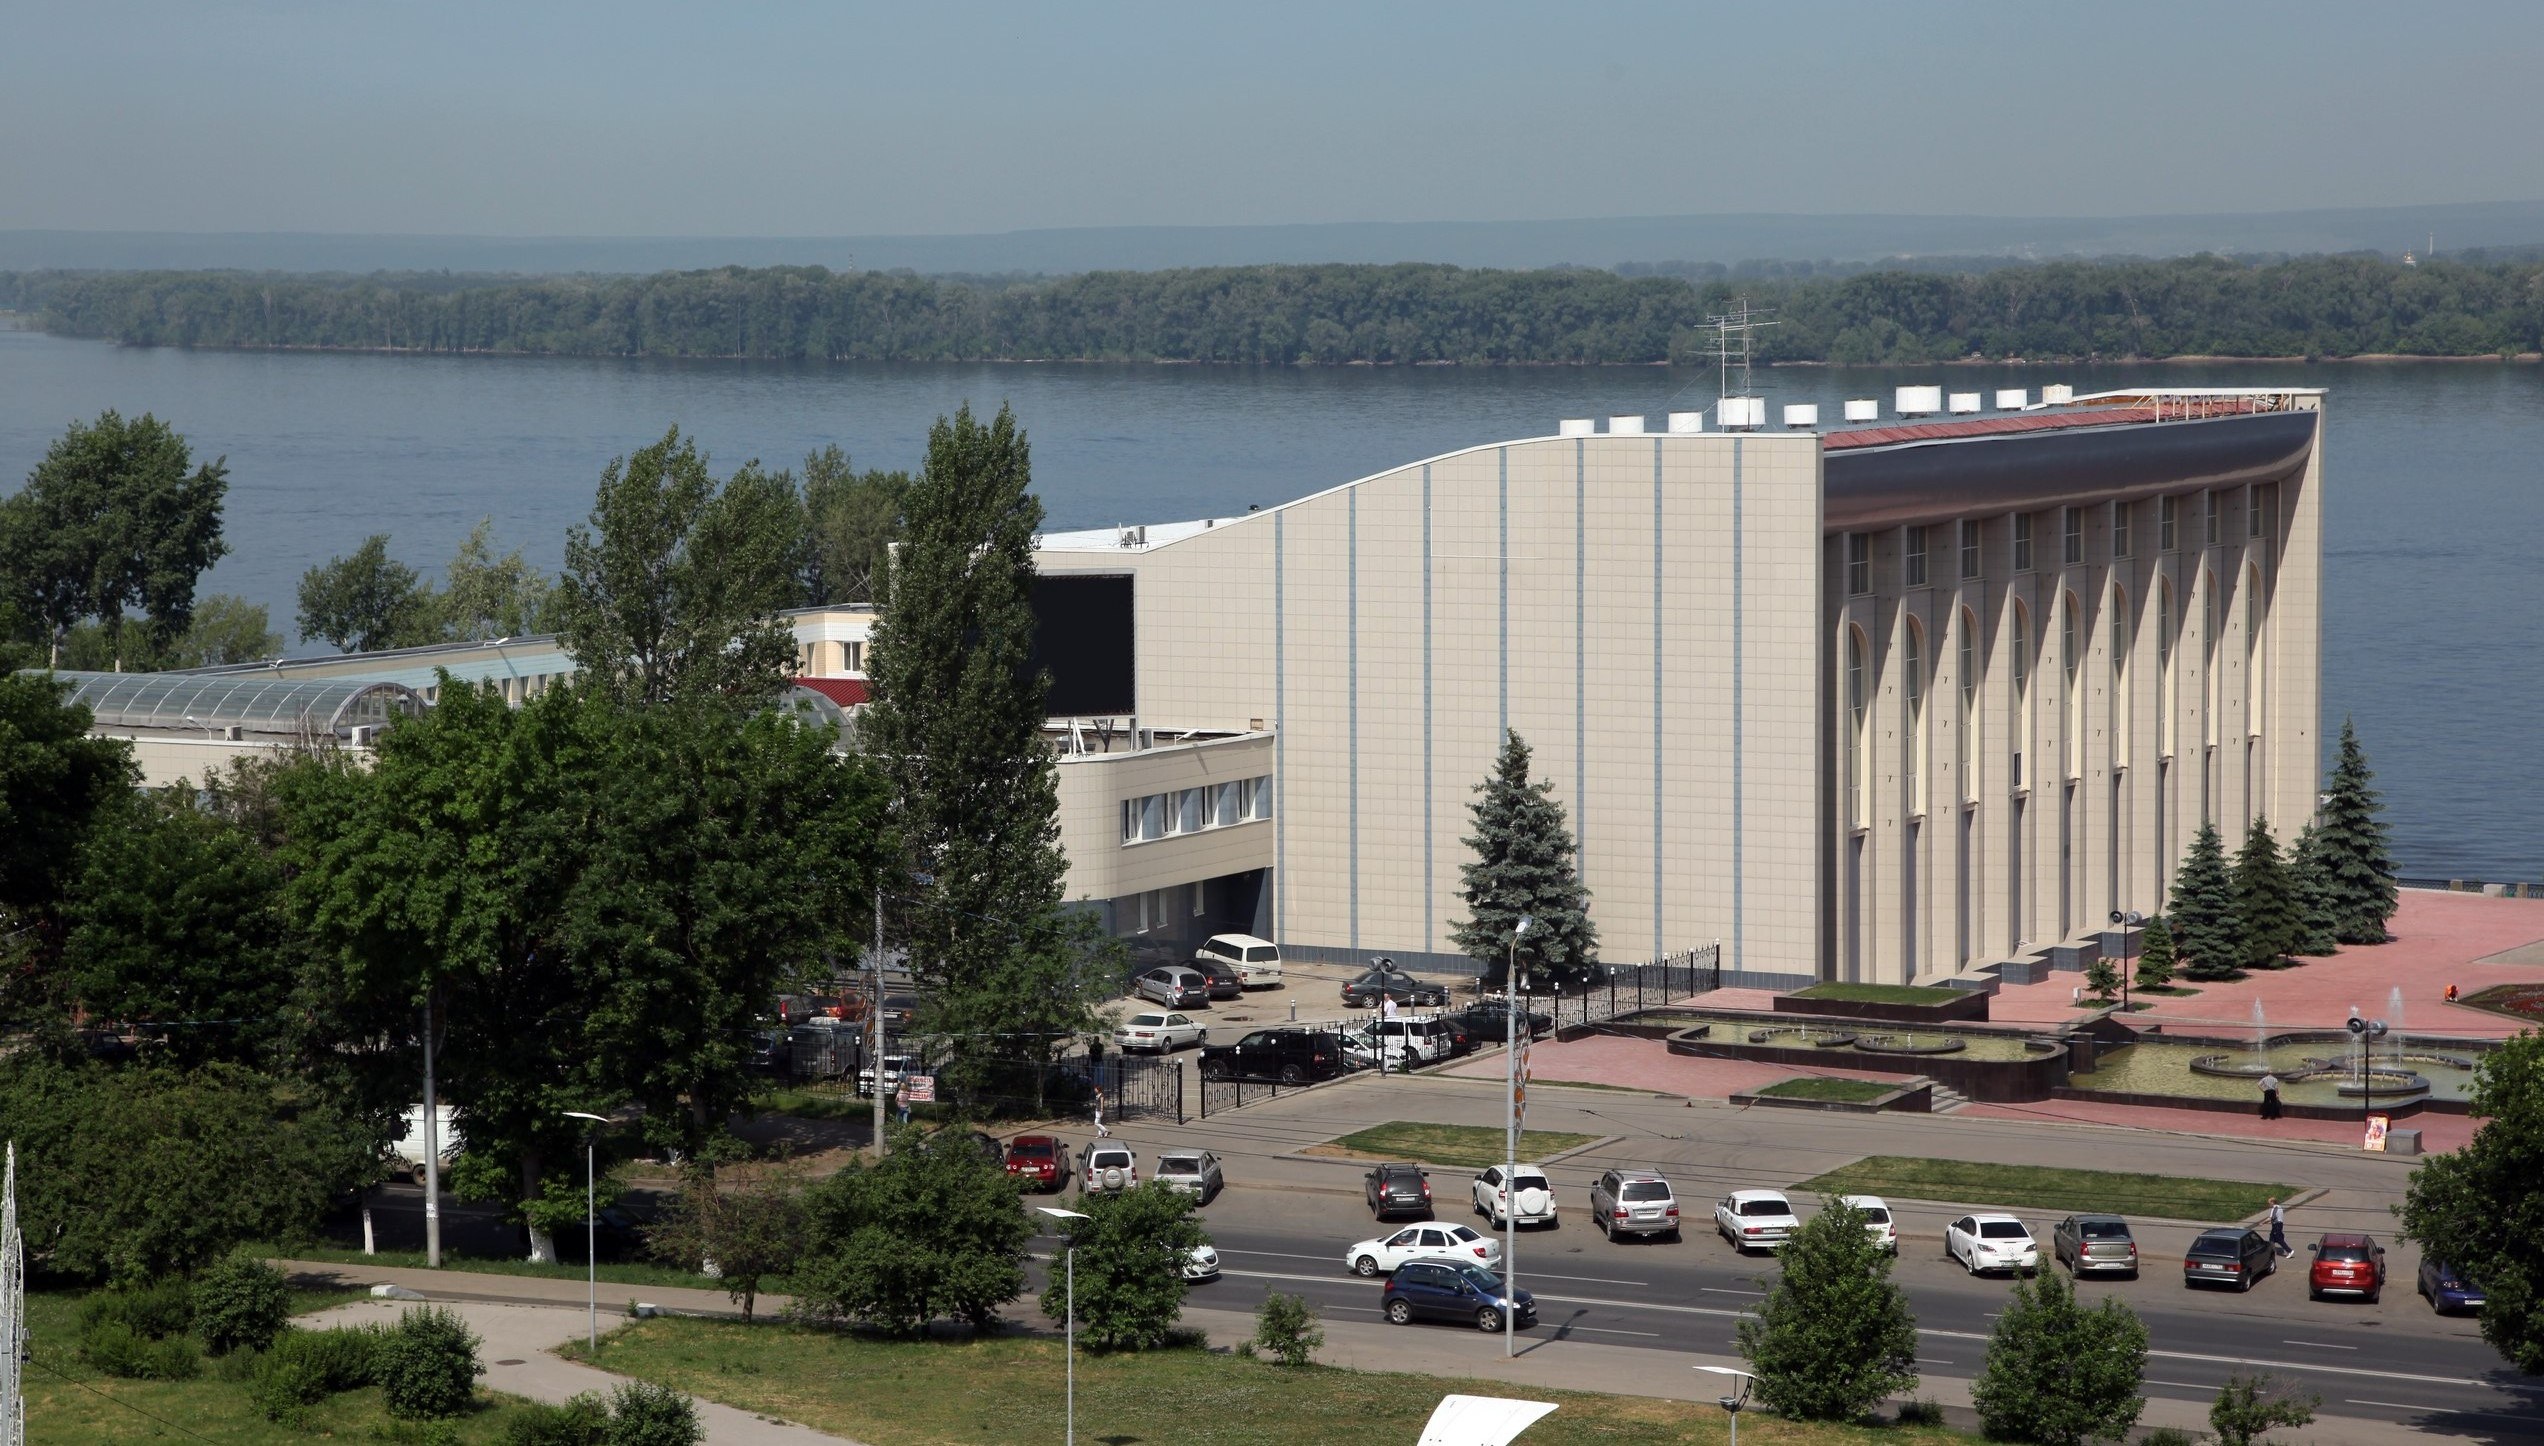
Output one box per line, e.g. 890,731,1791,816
1558,418,1596,437
1843,398,1879,422
1666,411,1704,434
1896,385,1943,415
1715,397,1767,430
1995,388,2028,410
2042,384,2074,405
1609,414,1646,435
1947,392,1981,414
1782,403,1819,429
1117,525,1146,548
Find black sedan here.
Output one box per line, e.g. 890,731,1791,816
1446,1001,1555,1043
2182,1227,2278,1292
1342,967,1448,1009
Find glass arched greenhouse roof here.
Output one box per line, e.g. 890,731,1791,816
33,669,425,738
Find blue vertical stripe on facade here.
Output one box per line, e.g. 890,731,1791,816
1498,447,1509,739
1574,440,1586,878
1348,487,1359,951
1731,439,1745,974
1652,440,1664,959
1274,510,1285,947
1422,463,1434,954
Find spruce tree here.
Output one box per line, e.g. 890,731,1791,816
2171,823,2246,982
2289,822,2344,956
2318,719,2399,944
1450,731,1596,991
2232,817,2300,970
861,405,1100,1086
1736,1200,1919,1421
2083,952,2121,1005
2134,913,2177,991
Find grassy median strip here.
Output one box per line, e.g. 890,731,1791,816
1756,1076,1895,1103
1314,1121,1600,1169
1798,1155,2291,1221
580,1316,1965,1446
1792,981,1966,1006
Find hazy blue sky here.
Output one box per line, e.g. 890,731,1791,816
7,0,2540,236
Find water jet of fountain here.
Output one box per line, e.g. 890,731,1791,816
2389,985,2408,1070
2250,1000,2269,1071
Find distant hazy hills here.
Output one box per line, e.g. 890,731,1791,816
7,200,2543,276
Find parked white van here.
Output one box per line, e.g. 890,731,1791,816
1195,933,1283,987
389,1104,462,1184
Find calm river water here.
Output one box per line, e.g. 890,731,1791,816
1,331,2536,879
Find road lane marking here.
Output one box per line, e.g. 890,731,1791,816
1559,1326,1661,1338
2148,1381,2213,1390
1220,1247,1648,1287
2283,1340,2358,1350
1700,1287,1766,1297
2345,1400,2426,1412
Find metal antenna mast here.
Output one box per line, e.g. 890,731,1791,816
1701,298,1778,428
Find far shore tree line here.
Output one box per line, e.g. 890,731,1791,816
7,249,2544,365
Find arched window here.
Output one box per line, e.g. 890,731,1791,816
1957,607,1979,797
1904,617,1927,814
2061,592,2082,778
2156,577,2175,757
1846,627,1871,827
2009,600,2031,787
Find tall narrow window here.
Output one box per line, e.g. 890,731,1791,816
1958,607,1979,796
1904,618,1927,813
1846,533,1871,596
2010,600,2031,788
2157,578,2175,757
2159,495,2178,552
1904,525,1928,587
2204,490,2221,547
1847,628,1870,827
2202,570,2219,748
2062,507,2082,566
2112,501,2132,559
2061,592,2082,779
1959,520,1981,579
2012,514,2034,572
2110,586,2130,768
2246,486,2263,540
2245,564,2264,739
2254,482,2277,539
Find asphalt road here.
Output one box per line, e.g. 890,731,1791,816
1136,1174,2540,1439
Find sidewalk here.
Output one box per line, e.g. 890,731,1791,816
280,1262,855,1446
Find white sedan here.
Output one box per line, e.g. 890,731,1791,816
1473,1164,1558,1228
1838,1193,1899,1254
1714,1189,1802,1252
1346,1223,1504,1277
1946,1213,2041,1276
1113,1011,1207,1053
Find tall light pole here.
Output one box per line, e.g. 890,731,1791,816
1696,1367,1756,1446
421,994,441,1269
872,886,887,1157
1504,914,1531,1359
1037,1207,1091,1446
2109,909,2144,1011
562,1112,610,1352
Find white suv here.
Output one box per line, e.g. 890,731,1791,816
1473,1164,1558,1228
1195,933,1283,987
1082,1145,1140,1194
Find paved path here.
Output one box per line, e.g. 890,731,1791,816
286,1271,858,1446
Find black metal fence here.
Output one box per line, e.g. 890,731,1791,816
1101,1052,1186,1125
1528,945,1721,1034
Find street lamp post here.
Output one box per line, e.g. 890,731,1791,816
1695,1367,1756,1446
2109,909,2144,1012
1504,915,1532,1359
1037,1207,1091,1446
563,1111,611,1352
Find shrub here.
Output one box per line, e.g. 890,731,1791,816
78,1319,202,1380
2141,1430,2200,1446
194,1254,294,1354
790,1127,1030,1335
502,1394,610,1446
606,1380,703,1446
2211,1372,2318,1445
1895,1398,1945,1427
1038,1181,1205,1352
644,1162,806,1321
79,1278,194,1341
1251,1292,1324,1367
375,1306,484,1420
249,1354,328,1424
1972,1268,2148,1445
1736,1198,1919,1422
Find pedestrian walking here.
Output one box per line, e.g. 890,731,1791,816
2268,1196,2291,1257
2258,1071,2283,1120
1093,1084,1110,1138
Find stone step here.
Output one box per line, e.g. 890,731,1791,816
1927,1084,1973,1115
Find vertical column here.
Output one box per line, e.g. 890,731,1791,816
1423,464,1434,955
1348,488,1359,951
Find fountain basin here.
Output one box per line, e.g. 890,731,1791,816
1852,1034,1968,1056
1744,1026,1859,1049
2186,1055,2327,1081
2331,1071,2430,1099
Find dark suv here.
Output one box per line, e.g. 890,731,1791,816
1342,966,1448,1009
1366,1162,1432,1218
1199,1029,1343,1085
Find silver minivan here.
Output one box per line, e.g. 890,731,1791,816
1195,933,1283,987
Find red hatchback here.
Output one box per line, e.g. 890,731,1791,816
2308,1232,2387,1303
1004,1135,1072,1193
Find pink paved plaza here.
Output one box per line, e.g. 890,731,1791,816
1462,889,2543,1149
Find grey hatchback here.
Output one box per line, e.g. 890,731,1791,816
2183,1226,2277,1291
2052,1214,2140,1276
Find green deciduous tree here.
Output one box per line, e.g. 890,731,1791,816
2288,822,2343,956
1971,1267,2149,1446
2317,719,2398,944
1041,1181,1207,1352
797,444,908,606
555,428,801,705
2170,823,2245,982
2403,1030,2544,1373
791,1125,1032,1335
1735,1198,1918,1421
862,405,1100,1093
163,593,283,667
1452,730,1598,990
2209,1372,2318,1446
0,409,229,667
438,516,557,641
0,673,135,1025
1251,1292,1324,1367
2232,817,2300,970
644,1160,809,1322
296,534,438,652
2134,913,2178,991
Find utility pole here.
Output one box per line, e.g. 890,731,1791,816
872,887,887,1157
421,993,441,1269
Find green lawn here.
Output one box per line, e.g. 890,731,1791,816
1319,1121,1601,1169
21,1286,545,1443
578,1315,1967,1446
268,1241,721,1292
1756,1076,1896,1103
1798,1155,2291,1221
1791,982,1965,1006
